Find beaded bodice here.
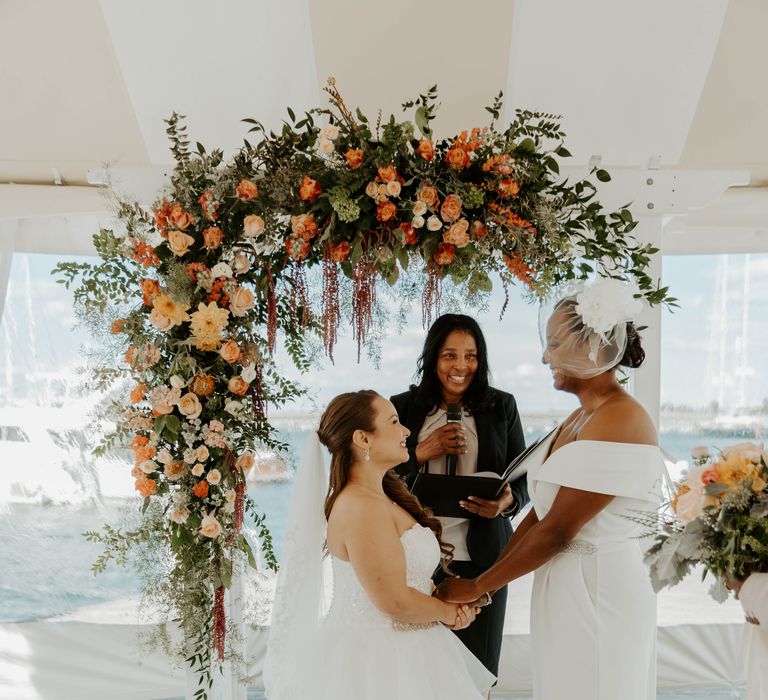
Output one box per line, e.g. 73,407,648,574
325,524,440,627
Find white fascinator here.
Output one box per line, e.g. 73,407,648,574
538,277,645,378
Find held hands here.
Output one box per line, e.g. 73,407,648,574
460,483,516,519
442,602,480,630
415,423,467,464
435,576,483,605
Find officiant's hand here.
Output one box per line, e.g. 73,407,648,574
435,576,483,604
460,483,515,518
414,423,467,464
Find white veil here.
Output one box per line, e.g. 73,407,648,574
263,432,330,699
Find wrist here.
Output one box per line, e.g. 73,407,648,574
440,601,457,625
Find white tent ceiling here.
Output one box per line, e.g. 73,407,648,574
0,0,766,226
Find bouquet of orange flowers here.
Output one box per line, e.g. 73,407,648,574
645,442,768,601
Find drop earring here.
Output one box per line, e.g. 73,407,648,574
364,448,370,462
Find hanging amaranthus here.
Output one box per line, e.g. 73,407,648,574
265,270,278,355
351,257,377,361
422,262,443,329
212,585,226,662
321,244,341,361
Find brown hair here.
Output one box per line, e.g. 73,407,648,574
318,389,453,568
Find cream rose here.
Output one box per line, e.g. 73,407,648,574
199,512,223,539
191,463,205,477
386,180,401,198
178,392,203,420
196,445,210,462
164,461,186,481
237,452,255,472
167,230,195,256
224,399,243,416
170,507,190,524
317,138,335,155
206,468,222,485
241,363,257,383
169,375,186,389
139,460,158,474
219,339,242,363
243,214,266,238
229,286,255,317
426,215,443,231
320,124,340,141
156,449,173,465
412,201,427,216
674,487,705,523
412,215,425,229
211,262,233,279
365,181,378,198
149,309,173,332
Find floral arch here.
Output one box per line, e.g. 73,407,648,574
54,82,671,692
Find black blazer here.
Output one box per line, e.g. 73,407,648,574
390,387,528,570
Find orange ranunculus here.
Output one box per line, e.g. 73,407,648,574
190,373,216,397
299,176,322,202
286,235,310,261
193,480,209,499
291,214,318,241
377,164,398,183
130,434,149,450
330,241,351,262
433,243,456,265
135,475,157,498
377,200,397,222
153,198,173,232
445,146,470,170
470,220,488,239
202,226,224,250
440,194,462,223
185,262,208,283
140,278,161,306
503,253,535,288
235,179,259,201
417,185,439,209
130,383,147,404
169,203,194,230
416,139,435,161
130,241,160,268
228,376,250,396
111,318,126,334
124,346,139,367
198,191,219,221
498,179,521,198
344,148,364,169
400,223,418,245
219,339,242,363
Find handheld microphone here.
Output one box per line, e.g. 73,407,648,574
445,403,462,476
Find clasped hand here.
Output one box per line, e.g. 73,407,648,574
435,576,484,605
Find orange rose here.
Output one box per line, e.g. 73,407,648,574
299,176,322,202
330,241,351,262
167,230,195,257
445,146,470,170
130,383,147,405
131,434,149,450
228,375,250,396
190,374,216,397
111,319,126,334
417,185,439,209
235,179,259,201
443,219,470,248
169,203,194,230
202,227,223,250
416,139,435,161
286,235,310,261
377,164,398,183
377,201,397,222
470,220,488,239
433,242,456,266
153,198,172,231
193,480,209,499
344,148,364,169
140,278,161,306
400,223,418,245
134,445,156,464
135,475,157,498
291,214,318,241
440,194,462,223
219,339,242,363
198,191,219,221
498,179,521,198
185,262,208,283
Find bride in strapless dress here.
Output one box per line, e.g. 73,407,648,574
264,390,494,700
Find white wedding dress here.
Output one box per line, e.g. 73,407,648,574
528,438,663,700
287,524,494,699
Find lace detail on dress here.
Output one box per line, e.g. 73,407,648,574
559,540,597,555
325,525,441,629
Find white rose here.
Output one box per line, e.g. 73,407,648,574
674,487,704,523
386,181,401,198
206,469,222,485
199,512,223,539
223,500,235,514
317,138,335,155
241,363,257,383
224,400,243,416
412,201,427,216
426,215,443,231
320,124,339,141
412,215,425,229
139,460,158,474
211,262,233,279
169,375,185,389
149,309,173,332
170,507,190,524
225,489,237,504
722,442,764,462
156,449,173,465
191,463,205,477
196,445,210,462
232,255,251,275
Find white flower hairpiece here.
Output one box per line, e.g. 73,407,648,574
574,277,643,337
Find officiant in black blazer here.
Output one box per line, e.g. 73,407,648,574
391,313,528,677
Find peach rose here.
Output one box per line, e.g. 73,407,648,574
138,459,158,474
140,278,161,306
317,138,335,155
169,506,190,524
243,214,265,238
237,452,255,472
377,164,397,183
446,146,470,170
433,242,456,266
377,201,397,222
202,226,223,250
169,203,194,230
331,241,351,262
228,376,250,396
191,463,205,477
130,383,147,405
286,235,310,261
426,215,442,231
291,213,318,241
193,480,209,499
498,179,521,198
196,445,210,462
164,461,186,482
443,219,471,248
344,148,364,169
167,230,195,256
412,215,425,229
135,475,157,498
440,194,462,223
299,176,322,202
229,286,255,317
206,468,222,485
149,308,173,332
416,139,435,161
236,179,259,201
178,392,203,420
365,181,378,198
417,185,439,209
199,512,223,538
219,339,242,363
470,220,488,239
149,386,180,416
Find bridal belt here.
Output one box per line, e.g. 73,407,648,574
558,540,635,555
